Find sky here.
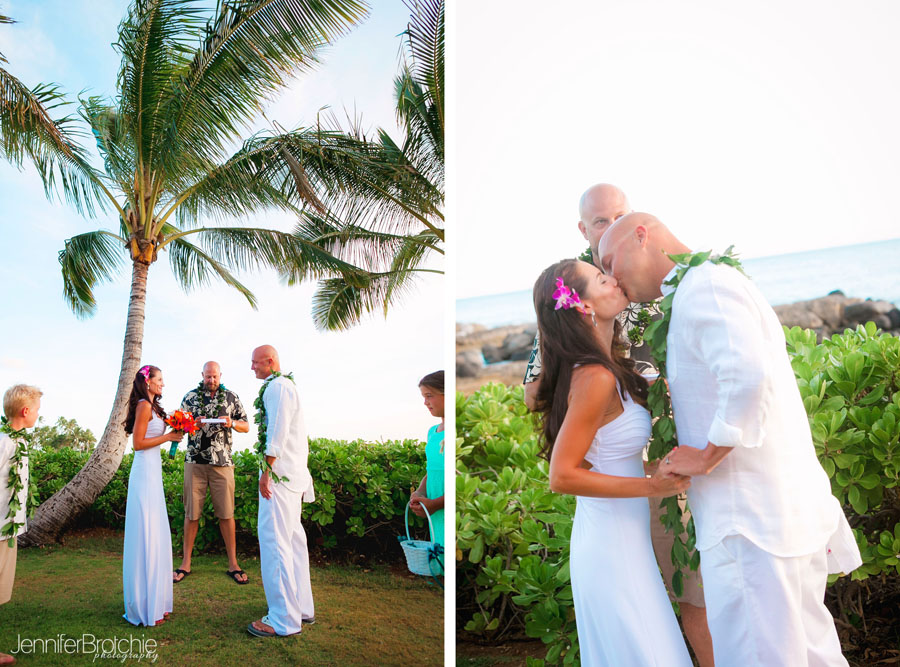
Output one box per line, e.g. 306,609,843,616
454,0,900,299
0,0,444,450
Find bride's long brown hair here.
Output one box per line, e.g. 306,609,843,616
533,259,648,460
123,366,167,434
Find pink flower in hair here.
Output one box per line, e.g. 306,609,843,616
552,277,586,314
138,366,151,382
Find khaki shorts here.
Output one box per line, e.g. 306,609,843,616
0,538,17,605
184,463,235,520
649,494,706,608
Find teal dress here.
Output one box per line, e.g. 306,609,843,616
424,424,445,546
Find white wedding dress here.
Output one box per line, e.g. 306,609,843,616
570,387,692,666
123,403,173,625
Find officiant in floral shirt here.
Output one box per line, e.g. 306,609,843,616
174,361,251,585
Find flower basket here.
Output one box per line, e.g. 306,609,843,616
398,502,443,584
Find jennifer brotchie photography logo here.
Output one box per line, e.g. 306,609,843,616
12,633,159,662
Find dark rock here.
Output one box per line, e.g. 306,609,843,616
457,324,530,351
773,303,825,330
482,345,506,364
888,308,900,329
501,332,535,360
806,295,852,330
508,347,532,362
844,300,896,325
456,349,484,378
876,315,893,330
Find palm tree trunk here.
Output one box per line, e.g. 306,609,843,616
20,260,150,546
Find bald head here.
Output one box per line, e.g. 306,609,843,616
251,345,281,379
596,212,690,302
577,184,631,266
201,361,222,391
579,184,629,221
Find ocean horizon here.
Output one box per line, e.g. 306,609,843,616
457,238,900,328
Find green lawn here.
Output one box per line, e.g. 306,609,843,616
0,529,443,666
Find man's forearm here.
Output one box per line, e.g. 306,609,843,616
698,442,732,475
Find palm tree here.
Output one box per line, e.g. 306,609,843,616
20,0,374,546
292,0,444,330
0,10,102,211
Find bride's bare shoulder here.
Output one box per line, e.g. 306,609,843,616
570,365,616,401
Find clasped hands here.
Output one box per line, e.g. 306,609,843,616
651,441,733,490
646,456,691,496
409,492,439,517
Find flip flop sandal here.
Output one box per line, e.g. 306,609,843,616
247,622,281,638
227,569,249,584
173,569,191,583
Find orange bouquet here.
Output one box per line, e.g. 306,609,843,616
166,410,197,458
165,410,198,434
166,410,199,435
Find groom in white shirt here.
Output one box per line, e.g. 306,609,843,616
247,345,316,638
598,213,861,666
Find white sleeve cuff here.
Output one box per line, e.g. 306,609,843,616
707,416,763,449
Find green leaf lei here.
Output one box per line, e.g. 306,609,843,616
254,372,294,484
642,246,746,596
195,382,227,419
0,416,33,547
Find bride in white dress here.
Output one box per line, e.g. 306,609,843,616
532,260,693,666
122,365,182,626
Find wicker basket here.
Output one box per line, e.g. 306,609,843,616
399,502,443,578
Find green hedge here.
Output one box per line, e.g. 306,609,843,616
31,438,428,556
456,323,900,666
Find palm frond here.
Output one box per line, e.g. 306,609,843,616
0,71,107,216
305,221,440,330
115,0,203,180
58,231,126,317
296,0,444,331
298,114,443,235
79,96,137,198
381,229,439,310
310,265,428,331
154,0,368,178
401,0,443,159
391,72,442,188
159,223,364,287
295,211,441,272
166,234,257,307
166,126,440,237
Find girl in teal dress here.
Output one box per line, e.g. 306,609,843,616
409,371,444,546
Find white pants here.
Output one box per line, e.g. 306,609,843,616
702,534,847,667
258,482,314,635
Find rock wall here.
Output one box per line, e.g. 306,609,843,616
456,292,900,392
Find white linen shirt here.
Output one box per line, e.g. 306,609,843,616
664,262,847,557
262,376,315,501
0,433,28,540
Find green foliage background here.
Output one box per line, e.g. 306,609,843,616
30,438,428,555
457,323,900,666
